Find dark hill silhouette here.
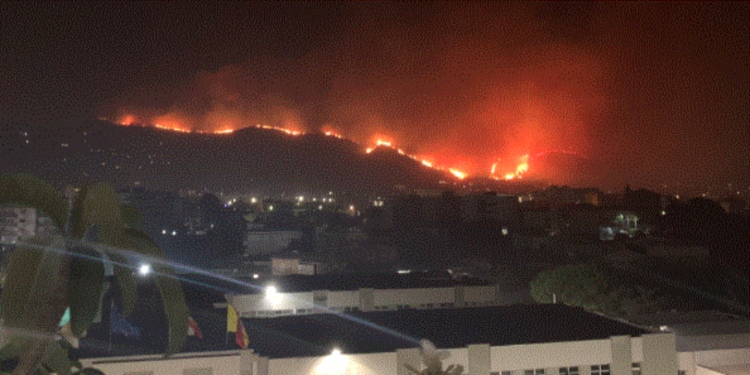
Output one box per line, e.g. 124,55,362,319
0,120,456,198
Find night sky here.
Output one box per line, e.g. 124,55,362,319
2,2,748,194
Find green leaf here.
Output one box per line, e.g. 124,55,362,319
67,246,105,336
81,183,124,246
120,229,188,356
108,252,138,317
0,174,67,232
0,336,31,360
1,236,69,332
120,205,142,229
67,184,89,239
41,342,72,375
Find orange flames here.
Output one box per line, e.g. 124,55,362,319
111,116,536,181
492,154,530,181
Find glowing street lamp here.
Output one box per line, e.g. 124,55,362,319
266,285,278,295
138,263,152,276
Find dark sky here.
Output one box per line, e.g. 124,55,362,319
2,2,748,194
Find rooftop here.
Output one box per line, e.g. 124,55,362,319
245,270,492,294
77,303,650,360
239,304,649,359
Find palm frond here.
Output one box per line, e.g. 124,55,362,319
118,229,188,356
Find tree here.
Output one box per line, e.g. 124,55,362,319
529,263,667,316
530,264,617,313
0,174,188,374
404,339,464,375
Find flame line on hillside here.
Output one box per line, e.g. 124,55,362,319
113,119,545,181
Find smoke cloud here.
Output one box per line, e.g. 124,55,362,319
107,3,634,184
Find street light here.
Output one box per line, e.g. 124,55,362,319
138,263,152,276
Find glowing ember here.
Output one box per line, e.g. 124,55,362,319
421,160,433,168
449,168,467,179
324,131,344,139
154,123,190,133
376,140,392,147
250,124,303,136
119,115,137,126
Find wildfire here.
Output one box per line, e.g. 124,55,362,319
376,140,392,147
254,124,301,136
449,168,467,180
492,154,530,181
324,131,344,139
112,118,515,182
118,115,137,126
154,123,191,133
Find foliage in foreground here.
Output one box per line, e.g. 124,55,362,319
404,339,464,375
0,173,188,374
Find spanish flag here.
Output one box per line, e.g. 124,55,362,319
227,304,249,349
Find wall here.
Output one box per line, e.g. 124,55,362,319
373,288,454,309
491,340,611,373
269,352,396,375
231,284,499,317
82,351,246,375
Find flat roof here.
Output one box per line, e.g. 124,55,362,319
239,270,493,294
77,303,649,360
238,304,649,359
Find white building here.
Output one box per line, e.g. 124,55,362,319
224,271,501,318
80,304,750,375
80,336,750,375
0,206,58,245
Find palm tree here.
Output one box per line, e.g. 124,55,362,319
0,173,188,375
404,339,464,375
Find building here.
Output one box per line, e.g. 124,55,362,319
459,193,521,222
224,271,501,318
0,206,58,246
81,350,268,375
243,230,303,256
78,304,750,375
271,256,328,276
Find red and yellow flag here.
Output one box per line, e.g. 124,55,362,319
235,318,249,349
188,316,203,339
227,304,249,349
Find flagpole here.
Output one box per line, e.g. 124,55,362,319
108,300,114,353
